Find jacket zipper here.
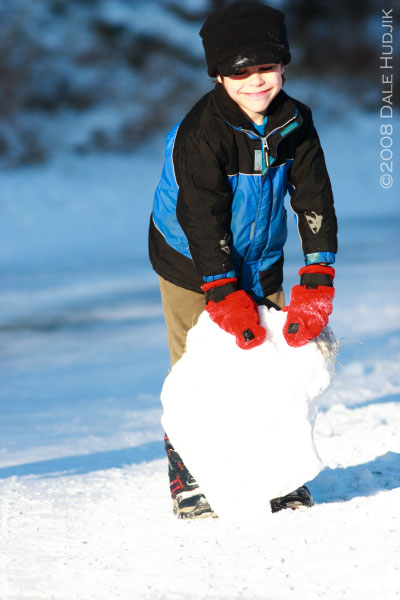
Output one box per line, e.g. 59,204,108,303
262,137,270,168
240,112,297,169
262,113,298,168
240,113,297,259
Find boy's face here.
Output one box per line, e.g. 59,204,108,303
217,63,284,125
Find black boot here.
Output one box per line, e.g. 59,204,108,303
164,434,217,520
270,485,314,513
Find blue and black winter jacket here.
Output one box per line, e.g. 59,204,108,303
149,83,337,299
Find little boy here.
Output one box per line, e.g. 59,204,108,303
149,1,337,519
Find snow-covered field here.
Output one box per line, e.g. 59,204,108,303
1,110,399,599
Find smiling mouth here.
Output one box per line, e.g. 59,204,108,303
243,88,272,98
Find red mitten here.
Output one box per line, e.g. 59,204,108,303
282,265,335,348
201,278,266,350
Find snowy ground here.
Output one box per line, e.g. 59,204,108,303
1,111,399,599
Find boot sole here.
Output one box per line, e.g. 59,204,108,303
172,498,218,520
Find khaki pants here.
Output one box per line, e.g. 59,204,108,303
158,275,285,367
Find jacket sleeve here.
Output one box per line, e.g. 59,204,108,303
288,110,338,260
174,121,235,279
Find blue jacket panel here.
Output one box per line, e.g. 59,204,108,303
152,123,192,259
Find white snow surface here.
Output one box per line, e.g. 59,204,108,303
162,308,337,520
0,110,400,599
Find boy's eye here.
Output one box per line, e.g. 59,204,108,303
232,70,247,77
230,65,276,78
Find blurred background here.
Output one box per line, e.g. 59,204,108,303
0,0,399,469
0,0,398,166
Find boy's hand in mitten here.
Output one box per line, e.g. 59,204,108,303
201,277,266,350
282,265,335,348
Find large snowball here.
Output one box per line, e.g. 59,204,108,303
161,306,338,521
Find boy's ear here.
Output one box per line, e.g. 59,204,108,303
216,74,223,84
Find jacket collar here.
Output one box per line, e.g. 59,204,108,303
212,83,302,158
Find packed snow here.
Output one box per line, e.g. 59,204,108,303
162,308,338,520
1,110,399,599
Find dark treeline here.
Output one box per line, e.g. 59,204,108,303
0,0,396,166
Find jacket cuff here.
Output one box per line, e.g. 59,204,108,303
202,270,237,283
305,252,336,265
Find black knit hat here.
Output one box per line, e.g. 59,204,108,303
200,1,291,77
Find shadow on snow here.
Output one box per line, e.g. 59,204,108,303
346,393,400,411
308,451,400,505
318,392,400,413
0,440,164,479
2,443,399,511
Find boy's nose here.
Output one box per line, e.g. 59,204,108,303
248,72,265,85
